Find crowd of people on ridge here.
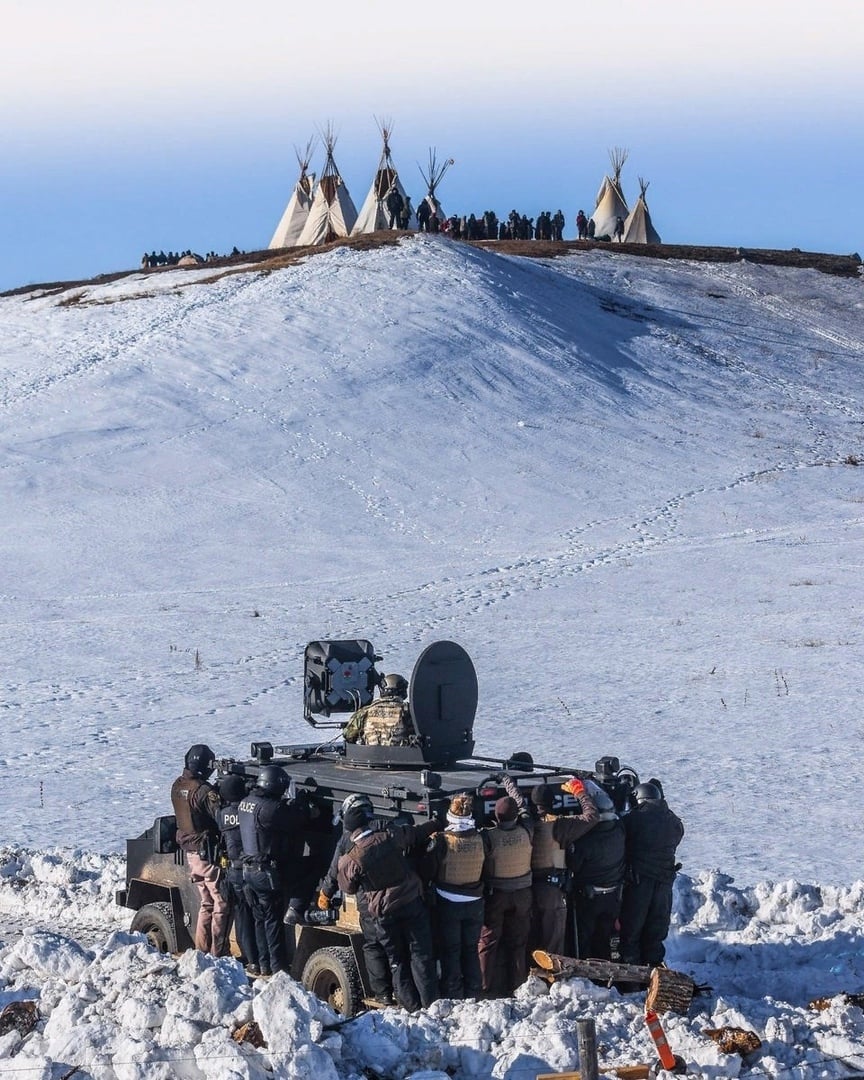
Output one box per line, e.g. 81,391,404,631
170,673,684,1011
140,247,244,269
140,201,631,267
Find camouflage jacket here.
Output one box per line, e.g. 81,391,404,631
342,697,413,746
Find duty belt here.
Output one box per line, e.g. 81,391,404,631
243,856,275,867
579,883,621,897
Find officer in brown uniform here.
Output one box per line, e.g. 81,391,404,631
170,743,230,956
421,792,491,999
342,673,413,746
477,777,535,996
529,779,599,956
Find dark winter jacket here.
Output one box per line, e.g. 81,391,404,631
337,820,439,919
624,800,684,884
170,769,220,854
319,818,389,900
567,816,626,888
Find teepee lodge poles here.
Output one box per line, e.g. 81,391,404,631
352,118,417,234
296,125,358,246
622,177,662,244
268,137,317,249
417,148,454,229
591,146,629,241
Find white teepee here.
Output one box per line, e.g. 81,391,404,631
417,149,453,229
296,127,358,246
268,139,317,249
591,147,629,240
352,120,417,234
622,177,661,244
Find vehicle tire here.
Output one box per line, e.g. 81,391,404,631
130,902,180,953
301,946,364,1018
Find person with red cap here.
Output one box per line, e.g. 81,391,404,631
477,777,535,996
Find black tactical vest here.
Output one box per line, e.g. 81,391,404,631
238,792,270,859
217,804,244,863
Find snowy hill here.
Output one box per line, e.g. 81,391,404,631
3,235,862,879
2,236,864,1077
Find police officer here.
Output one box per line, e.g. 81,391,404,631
316,793,395,1005
529,779,599,956
342,673,413,747
421,791,490,999
216,774,259,976
238,765,305,976
566,779,626,960
170,744,229,956
618,782,684,966
478,776,535,996
337,801,440,1011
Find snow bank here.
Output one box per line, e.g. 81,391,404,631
1,850,864,1078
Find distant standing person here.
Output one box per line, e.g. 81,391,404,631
170,744,230,957
576,210,588,239
618,782,684,967
587,217,596,239
614,216,625,242
386,186,405,229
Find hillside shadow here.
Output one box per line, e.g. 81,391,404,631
457,242,695,395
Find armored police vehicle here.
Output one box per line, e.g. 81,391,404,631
117,639,643,1017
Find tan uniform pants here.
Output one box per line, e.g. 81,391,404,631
186,851,230,956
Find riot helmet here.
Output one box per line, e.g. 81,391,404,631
632,782,663,805
255,765,290,800
340,792,373,820
218,774,247,803
380,673,408,698
184,743,215,777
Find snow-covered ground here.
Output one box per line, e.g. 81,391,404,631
1,236,863,1076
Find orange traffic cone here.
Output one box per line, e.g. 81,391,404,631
644,1009,685,1073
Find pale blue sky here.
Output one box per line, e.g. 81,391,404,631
2,0,861,290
